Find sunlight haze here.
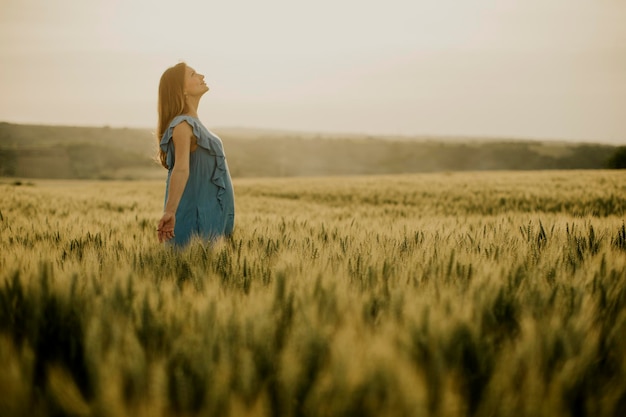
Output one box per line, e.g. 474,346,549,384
1,0,625,143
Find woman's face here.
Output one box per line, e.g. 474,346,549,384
184,66,209,97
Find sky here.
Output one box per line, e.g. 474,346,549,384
1,0,625,143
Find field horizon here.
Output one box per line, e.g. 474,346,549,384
1,121,621,180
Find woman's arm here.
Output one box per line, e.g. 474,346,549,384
157,121,193,242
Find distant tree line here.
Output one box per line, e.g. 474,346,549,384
606,146,626,169
0,122,624,179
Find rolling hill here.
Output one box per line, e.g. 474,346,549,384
0,122,620,180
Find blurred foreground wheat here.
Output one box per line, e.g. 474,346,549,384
0,171,625,417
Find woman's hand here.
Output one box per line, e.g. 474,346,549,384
157,211,176,243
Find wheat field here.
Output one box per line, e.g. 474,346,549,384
1,170,625,417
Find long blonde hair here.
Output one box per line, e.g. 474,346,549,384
156,62,187,169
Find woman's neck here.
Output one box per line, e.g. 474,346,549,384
184,97,201,118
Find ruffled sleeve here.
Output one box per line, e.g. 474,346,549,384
159,115,229,209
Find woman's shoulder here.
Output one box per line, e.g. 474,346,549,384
162,115,203,140
168,114,200,130
161,115,223,155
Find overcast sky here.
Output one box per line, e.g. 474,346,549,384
1,0,625,143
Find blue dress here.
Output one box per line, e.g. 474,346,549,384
160,115,235,246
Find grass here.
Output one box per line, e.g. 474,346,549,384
0,170,625,416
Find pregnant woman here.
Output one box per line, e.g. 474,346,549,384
156,62,235,246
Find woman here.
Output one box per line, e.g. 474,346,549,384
156,62,235,246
